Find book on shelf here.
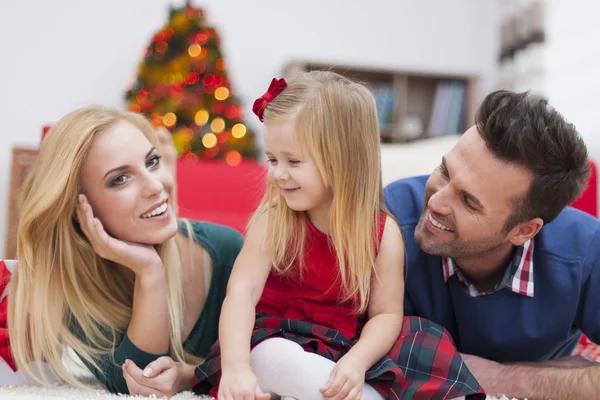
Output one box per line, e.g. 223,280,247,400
427,80,466,137
372,83,396,136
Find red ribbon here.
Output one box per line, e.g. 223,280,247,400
0,261,16,371
252,78,288,122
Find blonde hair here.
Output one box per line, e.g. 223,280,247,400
250,70,386,313
8,106,189,387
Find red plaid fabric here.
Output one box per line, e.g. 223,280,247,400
194,315,485,400
443,239,534,297
574,335,600,361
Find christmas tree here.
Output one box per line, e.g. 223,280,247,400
125,2,258,165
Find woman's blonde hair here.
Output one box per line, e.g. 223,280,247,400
250,70,386,313
8,106,188,387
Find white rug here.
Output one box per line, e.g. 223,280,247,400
0,383,518,400
0,382,208,399
0,355,517,400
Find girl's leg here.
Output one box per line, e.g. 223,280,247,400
250,337,383,400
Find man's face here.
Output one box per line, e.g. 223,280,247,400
415,126,533,260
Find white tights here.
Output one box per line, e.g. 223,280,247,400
249,338,384,400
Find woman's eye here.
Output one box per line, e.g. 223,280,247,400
147,155,161,168
111,175,128,186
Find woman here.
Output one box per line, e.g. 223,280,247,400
8,106,242,397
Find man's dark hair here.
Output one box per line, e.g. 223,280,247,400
475,90,590,231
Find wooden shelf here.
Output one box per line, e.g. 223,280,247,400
282,61,477,144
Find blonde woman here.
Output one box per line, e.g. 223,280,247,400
194,71,486,400
8,106,243,397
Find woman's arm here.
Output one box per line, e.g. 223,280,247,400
75,196,171,393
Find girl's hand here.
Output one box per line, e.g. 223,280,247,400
122,357,194,398
76,194,163,276
219,362,270,400
321,354,366,400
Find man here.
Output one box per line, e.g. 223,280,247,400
385,90,600,400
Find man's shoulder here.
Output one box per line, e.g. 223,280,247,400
384,175,428,227
537,207,600,261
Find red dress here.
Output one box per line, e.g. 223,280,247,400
255,214,384,340
194,215,485,400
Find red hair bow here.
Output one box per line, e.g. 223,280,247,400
0,260,16,371
252,78,288,122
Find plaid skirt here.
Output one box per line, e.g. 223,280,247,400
194,315,485,400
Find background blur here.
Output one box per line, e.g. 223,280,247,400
0,0,592,257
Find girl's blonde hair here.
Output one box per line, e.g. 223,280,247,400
8,106,188,387
250,70,386,313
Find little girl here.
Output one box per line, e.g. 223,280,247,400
193,71,485,400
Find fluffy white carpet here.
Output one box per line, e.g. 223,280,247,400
0,382,208,399
0,382,519,400
0,353,518,400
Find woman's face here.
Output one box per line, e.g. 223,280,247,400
80,120,178,245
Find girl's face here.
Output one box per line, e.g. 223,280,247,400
263,118,332,223
80,120,178,245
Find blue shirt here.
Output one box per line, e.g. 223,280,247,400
385,175,600,362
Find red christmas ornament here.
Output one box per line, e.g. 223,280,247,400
225,105,239,119
156,41,168,53
195,32,209,45
185,72,200,85
202,74,215,86
213,75,224,87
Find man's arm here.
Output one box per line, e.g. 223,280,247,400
462,353,600,400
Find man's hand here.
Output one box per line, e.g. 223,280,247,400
460,353,507,395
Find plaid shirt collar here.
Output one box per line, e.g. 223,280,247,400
442,239,534,297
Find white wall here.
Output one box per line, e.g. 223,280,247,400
0,0,498,257
544,0,600,163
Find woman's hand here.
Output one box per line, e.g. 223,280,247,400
219,362,270,400
76,194,163,277
122,357,195,398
